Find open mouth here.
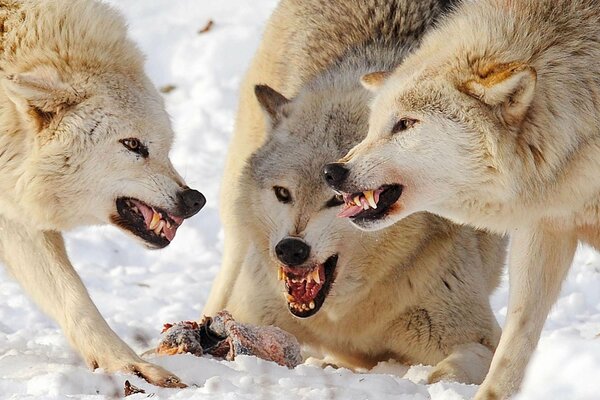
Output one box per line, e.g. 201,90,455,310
278,254,338,318
337,184,403,222
113,197,184,248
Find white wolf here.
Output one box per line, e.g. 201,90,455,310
205,0,506,385
324,0,600,398
0,0,205,387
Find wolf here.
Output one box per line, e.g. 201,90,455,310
0,0,205,387
323,0,600,397
204,0,507,385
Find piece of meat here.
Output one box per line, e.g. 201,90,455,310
156,311,302,368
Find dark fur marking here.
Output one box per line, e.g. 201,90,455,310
88,119,101,136
406,308,433,344
442,279,451,291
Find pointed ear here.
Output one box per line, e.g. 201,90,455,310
360,71,391,92
254,84,290,124
2,66,82,130
461,63,536,127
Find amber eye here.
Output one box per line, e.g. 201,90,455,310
325,193,344,208
120,138,149,158
391,118,418,134
273,186,292,203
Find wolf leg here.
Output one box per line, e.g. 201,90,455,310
428,342,494,385
0,219,185,388
474,226,577,399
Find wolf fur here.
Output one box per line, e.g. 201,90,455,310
329,0,600,397
204,0,506,385
0,0,205,387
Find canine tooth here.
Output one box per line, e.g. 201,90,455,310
313,269,321,284
364,190,377,209
154,220,165,235
286,294,295,302
309,301,315,310
353,195,362,206
362,199,370,210
149,212,161,230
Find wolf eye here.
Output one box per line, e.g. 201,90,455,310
391,118,418,134
120,138,149,158
273,186,292,203
325,193,344,208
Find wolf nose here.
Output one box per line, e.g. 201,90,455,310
179,188,206,218
323,162,349,189
275,238,310,267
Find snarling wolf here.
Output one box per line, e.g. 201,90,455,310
325,0,600,397
204,0,506,385
0,0,205,386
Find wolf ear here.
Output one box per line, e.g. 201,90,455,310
254,84,290,125
2,66,82,130
360,71,391,92
461,63,536,127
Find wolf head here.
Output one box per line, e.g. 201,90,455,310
0,0,205,248
240,78,421,320
324,57,538,232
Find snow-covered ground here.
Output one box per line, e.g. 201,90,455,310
0,0,599,398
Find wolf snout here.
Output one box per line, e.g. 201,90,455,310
323,162,349,190
177,188,206,218
275,237,311,267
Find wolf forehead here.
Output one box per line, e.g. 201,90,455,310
250,96,368,185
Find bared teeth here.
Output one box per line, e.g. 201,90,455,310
286,294,295,302
154,220,165,235
361,197,370,210
149,212,161,230
309,301,315,310
364,190,377,209
313,269,321,284
278,267,285,281
353,195,361,206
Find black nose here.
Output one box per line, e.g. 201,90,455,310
179,188,206,218
275,238,310,267
323,162,349,189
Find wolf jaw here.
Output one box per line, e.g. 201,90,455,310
113,198,184,249
337,185,403,222
278,255,338,318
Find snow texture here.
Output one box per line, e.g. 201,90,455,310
0,0,599,399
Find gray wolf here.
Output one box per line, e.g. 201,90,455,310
204,0,506,384
324,0,600,397
0,0,205,387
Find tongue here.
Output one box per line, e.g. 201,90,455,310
337,203,365,218
163,223,178,242
132,200,155,226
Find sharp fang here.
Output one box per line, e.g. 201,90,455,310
353,195,361,206
286,294,295,302
154,220,165,235
278,268,284,281
309,301,315,310
362,200,369,210
313,269,321,284
364,190,377,209
149,212,161,230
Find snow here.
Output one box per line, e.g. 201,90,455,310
0,0,599,398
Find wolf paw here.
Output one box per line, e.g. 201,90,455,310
428,361,472,384
126,361,187,388
88,355,186,388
